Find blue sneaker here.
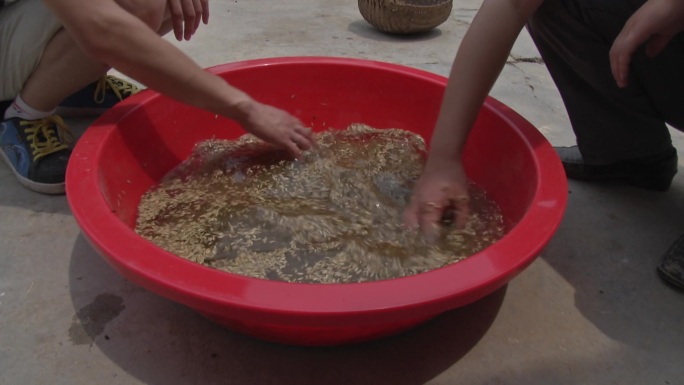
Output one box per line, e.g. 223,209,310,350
57,75,141,117
0,115,73,194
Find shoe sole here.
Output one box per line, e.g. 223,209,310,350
0,150,65,195
658,235,684,290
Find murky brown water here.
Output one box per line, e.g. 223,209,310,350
136,124,505,283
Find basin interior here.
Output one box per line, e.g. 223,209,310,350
69,58,565,345
95,61,537,231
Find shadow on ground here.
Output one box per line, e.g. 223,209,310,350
68,234,507,385
347,20,443,42
541,180,684,349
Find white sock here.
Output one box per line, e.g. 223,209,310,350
3,94,55,120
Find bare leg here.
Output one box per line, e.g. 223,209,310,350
19,0,170,111
19,30,109,111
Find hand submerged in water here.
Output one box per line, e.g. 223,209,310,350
235,100,316,158
402,157,470,243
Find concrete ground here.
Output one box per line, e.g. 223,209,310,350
1,1,683,384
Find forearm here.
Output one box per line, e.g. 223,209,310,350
427,0,543,163
43,0,252,122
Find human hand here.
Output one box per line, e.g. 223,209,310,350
610,0,684,87
236,100,315,158
402,157,470,244
168,0,209,41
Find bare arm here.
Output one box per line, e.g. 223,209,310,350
404,0,543,239
429,0,542,162
43,0,314,156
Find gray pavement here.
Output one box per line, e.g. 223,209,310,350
1,1,683,384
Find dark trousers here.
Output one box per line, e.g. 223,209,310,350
527,0,684,164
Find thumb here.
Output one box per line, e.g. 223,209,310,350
453,196,470,230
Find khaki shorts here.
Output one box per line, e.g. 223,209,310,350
0,0,62,101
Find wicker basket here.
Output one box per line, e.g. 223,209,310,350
358,0,453,34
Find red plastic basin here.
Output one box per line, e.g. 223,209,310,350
66,57,567,346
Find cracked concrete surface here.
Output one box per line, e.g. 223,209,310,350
1,1,683,384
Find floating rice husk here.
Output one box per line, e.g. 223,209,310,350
136,123,504,284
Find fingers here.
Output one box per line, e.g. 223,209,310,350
609,37,633,88
418,202,444,244
168,0,201,41
452,196,470,230
278,121,314,158
201,0,210,24
298,125,321,151
610,29,672,87
294,125,313,139
292,131,314,151
285,143,302,159
609,1,673,89
168,0,184,41
610,15,642,88
609,48,621,87
181,0,196,40
238,102,317,158
192,0,202,33
403,197,446,244
285,127,315,158
403,192,471,244
402,201,420,231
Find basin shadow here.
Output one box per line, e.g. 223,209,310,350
347,20,443,42
69,234,507,385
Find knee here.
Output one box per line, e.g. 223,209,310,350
114,0,167,32
527,0,558,37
